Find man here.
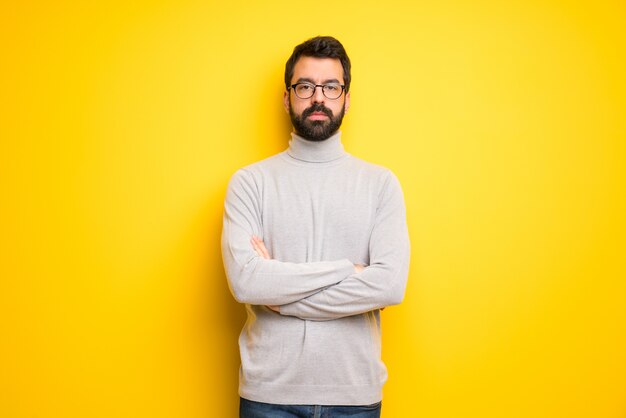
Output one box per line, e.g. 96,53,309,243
221,36,410,418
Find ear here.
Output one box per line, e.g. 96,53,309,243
283,90,290,114
344,91,351,113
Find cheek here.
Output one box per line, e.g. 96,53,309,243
331,103,345,116
291,101,308,115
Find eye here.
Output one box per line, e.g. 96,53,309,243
325,84,340,92
298,84,314,91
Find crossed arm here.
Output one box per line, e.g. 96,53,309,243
221,168,410,321
249,235,366,312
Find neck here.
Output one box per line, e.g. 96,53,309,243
286,131,346,163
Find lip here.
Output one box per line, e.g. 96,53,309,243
308,112,329,120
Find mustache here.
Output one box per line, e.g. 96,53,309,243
302,104,333,119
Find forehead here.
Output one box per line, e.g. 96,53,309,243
291,56,344,83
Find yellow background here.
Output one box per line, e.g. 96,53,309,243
2,1,625,417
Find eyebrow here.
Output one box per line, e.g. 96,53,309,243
295,77,341,84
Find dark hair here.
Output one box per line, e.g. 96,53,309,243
284,36,352,93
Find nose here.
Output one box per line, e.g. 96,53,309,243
311,85,325,103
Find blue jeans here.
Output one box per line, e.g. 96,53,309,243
239,397,382,418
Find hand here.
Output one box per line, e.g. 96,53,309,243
251,235,278,312
251,235,271,260
354,263,367,273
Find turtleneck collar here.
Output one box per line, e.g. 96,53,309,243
286,131,347,163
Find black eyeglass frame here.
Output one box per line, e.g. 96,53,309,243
288,82,346,100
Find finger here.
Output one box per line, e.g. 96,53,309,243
251,238,270,259
257,241,271,259
253,247,264,258
250,238,264,257
253,236,269,258
251,235,272,259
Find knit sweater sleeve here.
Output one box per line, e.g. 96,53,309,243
221,169,355,306
278,171,410,320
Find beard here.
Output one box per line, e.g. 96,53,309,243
289,102,346,142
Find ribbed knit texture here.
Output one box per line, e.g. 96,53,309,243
221,131,410,405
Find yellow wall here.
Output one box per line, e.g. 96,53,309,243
2,1,625,417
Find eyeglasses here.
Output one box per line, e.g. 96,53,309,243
288,82,345,100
